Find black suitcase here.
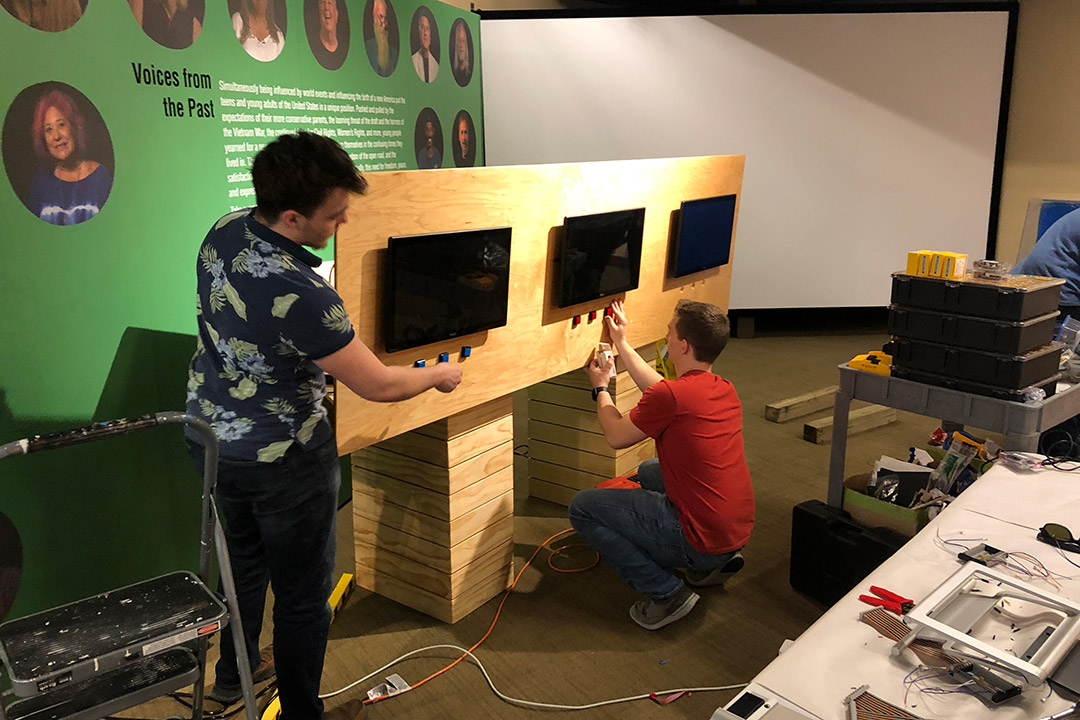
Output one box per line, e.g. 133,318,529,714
891,272,1063,322
790,500,908,606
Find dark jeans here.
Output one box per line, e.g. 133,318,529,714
188,437,339,720
568,459,735,599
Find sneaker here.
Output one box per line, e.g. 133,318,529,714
685,552,744,588
207,645,276,704
629,586,700,630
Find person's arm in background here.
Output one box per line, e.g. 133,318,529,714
315,336,462,402
606,299,663,393
585,352,648,450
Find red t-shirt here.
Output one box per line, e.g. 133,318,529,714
629,370,754,555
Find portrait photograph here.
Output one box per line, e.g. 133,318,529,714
362,0,399,78
227,0,288,63
449,17,473,88
304,0,349,71
409,6,439,84
451,109,476,168
128,0,205,49
413,107,443,170
1,0,86,32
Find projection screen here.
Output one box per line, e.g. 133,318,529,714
480,10,1012,309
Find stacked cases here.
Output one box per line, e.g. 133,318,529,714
888,272,1066,400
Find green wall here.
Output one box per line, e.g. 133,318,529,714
0,0,482,619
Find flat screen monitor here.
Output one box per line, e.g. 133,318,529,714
558,207,645,308
672,194,736,278
385,226,512,353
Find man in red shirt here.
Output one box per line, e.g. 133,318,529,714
569,299,754,630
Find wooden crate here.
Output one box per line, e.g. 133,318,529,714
351,396,514,623
525,364,656,506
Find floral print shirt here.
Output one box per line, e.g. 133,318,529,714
186,209,354,462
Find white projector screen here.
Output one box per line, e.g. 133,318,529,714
480,11,1011,309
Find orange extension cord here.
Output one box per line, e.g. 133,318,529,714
363,527,598,707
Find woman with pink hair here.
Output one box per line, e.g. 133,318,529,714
29,89,112,226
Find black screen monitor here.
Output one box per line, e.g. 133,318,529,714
672,194,736,278
558,207,645,308
385,226,512,353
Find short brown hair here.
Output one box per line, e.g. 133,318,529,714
673,300,730,363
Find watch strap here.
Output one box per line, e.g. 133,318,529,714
592,386,610,401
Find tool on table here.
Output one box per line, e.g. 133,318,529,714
858,586,914,615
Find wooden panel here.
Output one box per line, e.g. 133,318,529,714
353,488,513,548
354,514,514,574
803,406,897,445
528,478,581,508
412,396,514,441
353,465,513,523
528,458,609,492
765,386,838,423
354,560,514,624
527,383,642,413
528,439,653,478
352,441,513,496
527,420,610,455
545,368,640,392
355,531,514,599
372,414,512,468
527,400,602,434
335,155,745,454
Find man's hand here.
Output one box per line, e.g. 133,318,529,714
585,351,614,389
606,299,629,346
435,363,463,393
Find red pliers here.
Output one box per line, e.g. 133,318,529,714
858,586,914,615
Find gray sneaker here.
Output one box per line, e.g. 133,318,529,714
685,551,744,588
629,586,700,630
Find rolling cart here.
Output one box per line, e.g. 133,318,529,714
0,412,257,720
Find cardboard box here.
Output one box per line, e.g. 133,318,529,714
842,473,930,537
906,250,933,276
931,251,968,279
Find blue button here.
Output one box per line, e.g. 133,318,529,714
414,359,426,368
461,346,472,357
438,352,449,363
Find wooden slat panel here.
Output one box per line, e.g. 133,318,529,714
374,414,512,468
354,561,513,624
352,441,512,496
335,156,744,455
355,525,514,597
528,439,653,477
412,396,514,441
353,488,513,548
527,383,642,413
528,478,581,508
352,465,513,523
528,420,611,455
528,458,609,491
545,368,632,391
354,514,514,574
527,400,602,434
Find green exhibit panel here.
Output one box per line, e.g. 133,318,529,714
0,0,482,618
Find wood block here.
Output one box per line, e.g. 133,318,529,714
353,488,513,548
354,513,514,574
528,458,609,492
374,413,513,467
527,420,610,455
528,439,654,477
527,399,602,434
764,386,838,423
353,465,513,523
355,532,514,599
351,441,512,496
803,405,897,445
527,383,641,413
528,478,581,507
411,396,513,441
545,368,632,392
354,558,514,624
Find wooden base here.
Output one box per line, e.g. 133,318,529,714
526,358,656,506
351,397,514,623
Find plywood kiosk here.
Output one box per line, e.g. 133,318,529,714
334,155,744,622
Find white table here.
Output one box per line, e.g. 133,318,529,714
718,463,1080,719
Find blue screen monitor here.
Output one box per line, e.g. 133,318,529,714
385,226,512,353
672,194,736,278
558,207,645,308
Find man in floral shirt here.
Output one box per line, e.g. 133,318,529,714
186,131,462,720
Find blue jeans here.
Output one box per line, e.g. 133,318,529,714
188,436,339,720
568,459,735,599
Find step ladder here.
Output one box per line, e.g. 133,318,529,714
0,413,258,720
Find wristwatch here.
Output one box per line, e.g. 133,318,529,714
592,386,610,401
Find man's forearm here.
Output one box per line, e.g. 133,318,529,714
612,338,663,392
373,364,446,402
